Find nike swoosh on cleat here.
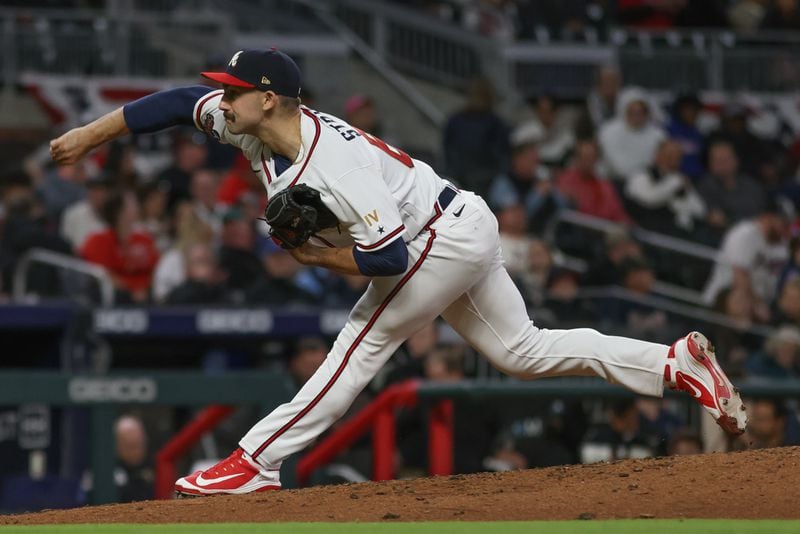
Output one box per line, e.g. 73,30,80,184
676,372,704,399
195,472,245,487
453,204,465,217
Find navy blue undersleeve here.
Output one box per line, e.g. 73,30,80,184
123,85,214,133
352,238,408,277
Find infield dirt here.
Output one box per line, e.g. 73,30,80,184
2,446,798,524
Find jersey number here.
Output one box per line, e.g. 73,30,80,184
360,130,414,168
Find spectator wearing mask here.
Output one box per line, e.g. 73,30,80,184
443,77,510,197
489,132,567,233
80,191,159,303
556,138,630,224
666,93,706,180
60,172,111,251
697,140,766,235
625,139,706,235
598,87,666,181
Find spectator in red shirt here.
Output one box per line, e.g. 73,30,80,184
556,139,631,224
216,153,266,213
80,191,159,303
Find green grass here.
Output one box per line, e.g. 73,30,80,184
0,521,798,534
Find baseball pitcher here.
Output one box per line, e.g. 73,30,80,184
50,48,747,496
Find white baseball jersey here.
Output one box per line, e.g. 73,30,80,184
194,91,446,251
191,90,671,479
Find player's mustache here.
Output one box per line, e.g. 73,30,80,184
224,112,235,122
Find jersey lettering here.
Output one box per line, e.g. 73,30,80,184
359,130,414,168
364,209,380,226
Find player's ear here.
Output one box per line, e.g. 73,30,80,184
262,90,278,112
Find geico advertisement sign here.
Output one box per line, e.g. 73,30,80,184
68,378,157,403
94,310,148,333
196,310,273,334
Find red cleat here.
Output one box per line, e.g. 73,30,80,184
175,448,280,497
665,332,747,436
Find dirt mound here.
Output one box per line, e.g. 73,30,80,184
3,447,799,524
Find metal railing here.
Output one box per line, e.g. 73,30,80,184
296,0,446,128
323,1,800,96
546,209,718,301
0,5,232,84
572,286,775,340
4,2,800,99
12,248,115,306
549,210,719,262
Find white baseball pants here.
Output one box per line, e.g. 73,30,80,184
240,191,669,470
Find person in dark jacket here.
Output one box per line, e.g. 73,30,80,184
443,77,510,197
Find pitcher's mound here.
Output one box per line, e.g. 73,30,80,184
3,446,799,524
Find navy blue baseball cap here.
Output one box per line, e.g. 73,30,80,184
201,48,301,97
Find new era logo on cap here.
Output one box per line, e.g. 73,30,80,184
202,48,301,97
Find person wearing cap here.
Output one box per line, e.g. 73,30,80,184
49,47,748,497
702,197,791,310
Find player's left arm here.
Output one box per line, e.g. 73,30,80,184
289,238,407,277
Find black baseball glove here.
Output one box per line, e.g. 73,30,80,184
263,184,339,249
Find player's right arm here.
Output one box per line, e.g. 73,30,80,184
50,85,215,165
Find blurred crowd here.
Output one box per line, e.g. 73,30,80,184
4,58,800,502
400,0,800,42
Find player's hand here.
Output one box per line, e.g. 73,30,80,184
287,242,317,265
50,127,93,165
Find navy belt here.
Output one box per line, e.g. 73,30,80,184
437,184,458,211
